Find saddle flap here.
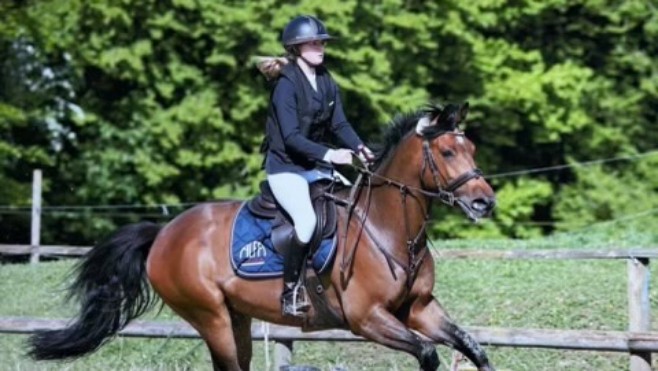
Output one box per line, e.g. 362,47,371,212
313,186,337,240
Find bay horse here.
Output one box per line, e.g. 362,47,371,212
28,102,496,371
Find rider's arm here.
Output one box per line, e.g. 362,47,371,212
329,87,364,152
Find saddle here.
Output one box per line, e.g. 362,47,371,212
246,180,338,256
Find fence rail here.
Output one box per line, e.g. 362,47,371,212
2,243,656,370
3,244,658,260
0,244,89,256
2,317,658,353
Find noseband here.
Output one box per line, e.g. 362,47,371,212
420,133,483,205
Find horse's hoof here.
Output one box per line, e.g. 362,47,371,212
419,342,440,371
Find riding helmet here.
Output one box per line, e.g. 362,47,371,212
281,15,333,47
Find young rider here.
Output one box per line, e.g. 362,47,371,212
258,15,374,317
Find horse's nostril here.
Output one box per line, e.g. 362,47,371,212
471,199,489,212
472,198,495,212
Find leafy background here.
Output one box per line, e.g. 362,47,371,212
1,0,657,245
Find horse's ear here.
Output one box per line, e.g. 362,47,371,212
458,101,469,123
415,116,432,135
438,104,459,128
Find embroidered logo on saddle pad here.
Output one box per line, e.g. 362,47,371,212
230,202,337,279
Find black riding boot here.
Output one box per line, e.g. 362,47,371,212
281,232,311,317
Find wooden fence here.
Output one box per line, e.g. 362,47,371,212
1,317,658,369
1,245,656,370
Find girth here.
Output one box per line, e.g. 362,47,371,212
246,180,338,255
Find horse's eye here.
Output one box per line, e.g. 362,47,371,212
441,150,454,158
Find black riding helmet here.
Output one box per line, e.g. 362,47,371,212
281,15,333,51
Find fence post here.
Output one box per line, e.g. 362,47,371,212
628,257,651,371
30,169,42,264
274,340,293,370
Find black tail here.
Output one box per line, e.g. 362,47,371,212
28,222,162,360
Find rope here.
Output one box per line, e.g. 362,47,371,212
1,149,655,212
261,322,270,370
486,149,658,179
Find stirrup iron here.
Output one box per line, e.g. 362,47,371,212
282,282,310,317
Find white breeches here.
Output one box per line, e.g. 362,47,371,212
267,172,317,243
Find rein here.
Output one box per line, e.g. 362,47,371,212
336,133,483,289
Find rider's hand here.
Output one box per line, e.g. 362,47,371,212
357,145,375,164
325,149,354,165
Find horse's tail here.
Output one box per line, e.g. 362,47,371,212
28,222,162,360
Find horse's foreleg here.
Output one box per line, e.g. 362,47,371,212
406,296,494,371
352,305,440,371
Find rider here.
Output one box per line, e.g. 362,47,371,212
258,15,374,317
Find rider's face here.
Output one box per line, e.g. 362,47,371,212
298,40,326,66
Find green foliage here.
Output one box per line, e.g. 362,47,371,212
554,160,658,231
489,178,553,238
0,0,657,243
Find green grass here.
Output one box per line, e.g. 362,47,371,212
2,243,658,370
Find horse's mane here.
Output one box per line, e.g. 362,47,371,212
371,103,461,169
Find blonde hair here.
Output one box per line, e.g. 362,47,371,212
253,56,292,80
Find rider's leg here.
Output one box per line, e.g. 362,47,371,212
267,172,316,316
268,172,316,242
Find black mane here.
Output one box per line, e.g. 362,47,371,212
371,103,461,168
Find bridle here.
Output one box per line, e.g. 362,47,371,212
420,131,482,206
336,131,484,289
420,132,483,206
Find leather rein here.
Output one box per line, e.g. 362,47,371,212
334,132,483,289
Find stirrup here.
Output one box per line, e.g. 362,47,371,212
282,284,310,317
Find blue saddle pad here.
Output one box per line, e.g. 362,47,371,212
230,202,338,279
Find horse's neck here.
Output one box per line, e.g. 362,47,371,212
363,139,429,247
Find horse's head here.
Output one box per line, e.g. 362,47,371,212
414,102,495,221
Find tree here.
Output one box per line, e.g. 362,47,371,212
1,0,656,244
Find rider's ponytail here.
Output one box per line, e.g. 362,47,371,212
254,56,291,80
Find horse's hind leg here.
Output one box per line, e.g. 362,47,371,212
172,295,250,370
405,295,494,371
159,278,245,370
230,311,252,370
170,301,243,371
190,307,251,371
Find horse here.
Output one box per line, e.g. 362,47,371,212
28,102,496,371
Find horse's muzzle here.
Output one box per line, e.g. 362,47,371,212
457,196,496,221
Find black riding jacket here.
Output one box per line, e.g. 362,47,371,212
263,62,363,174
